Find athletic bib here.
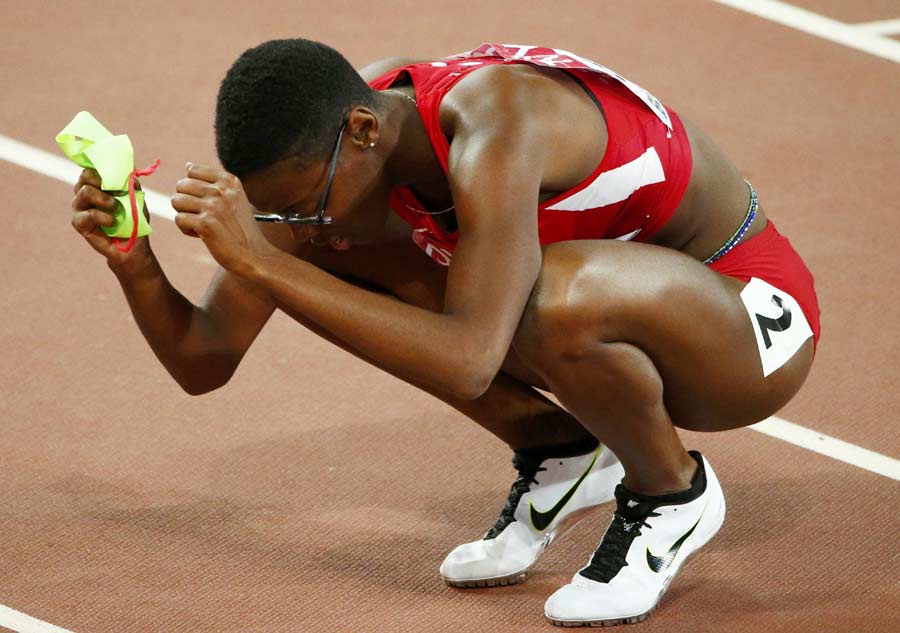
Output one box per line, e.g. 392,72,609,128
740,277,813,377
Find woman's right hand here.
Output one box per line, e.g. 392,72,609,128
71,168,152,274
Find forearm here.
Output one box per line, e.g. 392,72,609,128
111,250,235,394
252,251,495,400
287,298,585,449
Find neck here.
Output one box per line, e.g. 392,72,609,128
379,90,446,192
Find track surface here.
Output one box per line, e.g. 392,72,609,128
2,1,899,631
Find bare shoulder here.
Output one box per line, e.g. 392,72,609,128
441,64,609,196
440,64,551,136
357,56,425,83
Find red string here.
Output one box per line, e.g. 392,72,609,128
114,158,161,253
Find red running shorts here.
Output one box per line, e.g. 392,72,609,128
709,221,821,348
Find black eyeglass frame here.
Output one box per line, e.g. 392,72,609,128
253,120,347,226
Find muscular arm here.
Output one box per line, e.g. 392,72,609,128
246,69,547,400
71,157,305,397
139,61,543,400
73,55,417,397
148,56,416,393
73,52,416,397
112,248,278,395
115,220,299,394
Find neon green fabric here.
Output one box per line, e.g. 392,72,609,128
56,111,152,239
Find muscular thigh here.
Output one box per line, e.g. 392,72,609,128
518,240,815,431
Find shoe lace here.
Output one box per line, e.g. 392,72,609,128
484,452,546,540
578,485,660,583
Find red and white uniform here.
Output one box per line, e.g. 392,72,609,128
368,43,693,267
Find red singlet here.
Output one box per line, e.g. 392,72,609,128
368,43,693,267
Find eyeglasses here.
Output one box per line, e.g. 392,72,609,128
253,120,347,226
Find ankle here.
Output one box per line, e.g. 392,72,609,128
622,452,700,496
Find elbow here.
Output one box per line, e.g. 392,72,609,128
449,377,491,402
177,376,226,396
174,357,237,396
445,335,511,400
179,380,218,397
454,377,492,401
448,355,499,401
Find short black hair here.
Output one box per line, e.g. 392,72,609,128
215,38,376,177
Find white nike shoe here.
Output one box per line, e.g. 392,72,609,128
440,442,623,588
544,451,726,626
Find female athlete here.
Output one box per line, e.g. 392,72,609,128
69,39,820,627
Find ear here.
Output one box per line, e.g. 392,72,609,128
347,106,380,151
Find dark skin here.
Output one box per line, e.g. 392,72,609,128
70,58,814,494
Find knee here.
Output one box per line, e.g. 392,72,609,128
512,251,607,369
512,256,577,369
511,242,678,372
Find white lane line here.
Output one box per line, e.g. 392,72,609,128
711,0,900,63
751,417,900,481
4,131,900,483
0,605,73,633
855,18,900,35
0,133,175,221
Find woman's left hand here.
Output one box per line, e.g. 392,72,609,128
171,163,278,277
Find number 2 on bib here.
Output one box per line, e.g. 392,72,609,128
740,278,812,377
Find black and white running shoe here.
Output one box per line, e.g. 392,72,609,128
440,441,623,588
544,451,726,626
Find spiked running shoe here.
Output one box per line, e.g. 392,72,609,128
440,440,623,588
544,450,726,626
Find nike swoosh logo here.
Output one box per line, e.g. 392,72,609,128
646,515,702,573
529,448,600,532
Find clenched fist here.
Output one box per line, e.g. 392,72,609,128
70,168,152,274
171,163,278,277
